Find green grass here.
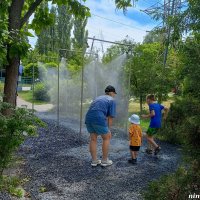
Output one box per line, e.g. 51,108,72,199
0,82,4,93
0,176,24,198
18,91,49,105
140,119,149,131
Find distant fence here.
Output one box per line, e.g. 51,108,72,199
0,77,32,85
0,77,5,83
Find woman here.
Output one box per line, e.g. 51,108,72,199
85,85,117,167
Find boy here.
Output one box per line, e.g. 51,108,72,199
141,94,168,155
128,114,142,164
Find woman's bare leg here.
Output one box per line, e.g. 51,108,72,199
89,133,98,160
101,132,111,161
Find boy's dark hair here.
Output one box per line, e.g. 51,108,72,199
105,85,117,94
146,94,156,101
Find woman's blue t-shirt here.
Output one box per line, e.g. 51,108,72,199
149,103,164,128
85,95,116,127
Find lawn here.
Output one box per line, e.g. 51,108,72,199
0,82,4,93
18,90,49,105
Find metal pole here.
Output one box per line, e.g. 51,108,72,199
79,37,96,135
79,60,84,136
125,65,131,137
32,64,35,113
95,55,98,97
57,58,60,127
90,36,95,53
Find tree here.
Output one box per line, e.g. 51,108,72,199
57,5,73,59
35,2,54,55
72,16,88,53
129,43,163,111
102,37,135,64
49,6,58,53
143,31,163,44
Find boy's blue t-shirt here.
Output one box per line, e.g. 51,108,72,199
85,95,116,127
149,103,164,128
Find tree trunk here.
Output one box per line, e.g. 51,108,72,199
3,0,24,107
158,93,162,104
3,53,19,106
139,94,143,113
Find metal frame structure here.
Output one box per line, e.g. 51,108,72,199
30,37,134,136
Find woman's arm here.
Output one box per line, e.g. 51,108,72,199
107,116,113,128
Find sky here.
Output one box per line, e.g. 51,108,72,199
84,0,159,52
29,0,160,52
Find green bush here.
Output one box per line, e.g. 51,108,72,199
143,163,200,200
24,63,47,80
34,83,50,101
0,100,45,175
158,97,200,154
24,63,39,78
44,62,58,68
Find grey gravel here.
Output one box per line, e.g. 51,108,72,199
0,119,182,200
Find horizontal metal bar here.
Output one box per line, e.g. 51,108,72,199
59,49,98,56
87,37,133,47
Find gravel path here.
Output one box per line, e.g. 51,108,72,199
1,118,182,200
17,97,53,112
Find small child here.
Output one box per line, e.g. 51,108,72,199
128,114,142,164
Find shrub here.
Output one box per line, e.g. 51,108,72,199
34,83,50,101
0,100,45,175
24,63,39,78
143,163,200,200
158,97,200,148
24,63,47,81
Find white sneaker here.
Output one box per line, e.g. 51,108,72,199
91,160,101,167
101,159,113,167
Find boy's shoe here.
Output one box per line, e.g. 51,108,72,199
128,159,133,163
154,146,161,155
101,159,113,167
145,149,153,154
91,160,101,167
128,159,137,164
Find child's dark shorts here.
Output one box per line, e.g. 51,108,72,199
130,146,140,151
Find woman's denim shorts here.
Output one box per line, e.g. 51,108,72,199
86,124,109,135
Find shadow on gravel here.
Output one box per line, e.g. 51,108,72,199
2,119,182,200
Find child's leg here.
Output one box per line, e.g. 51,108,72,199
130,150,136,159
147,135,158,148
145,133,152,150
147,141,152,150
133,151,138,159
